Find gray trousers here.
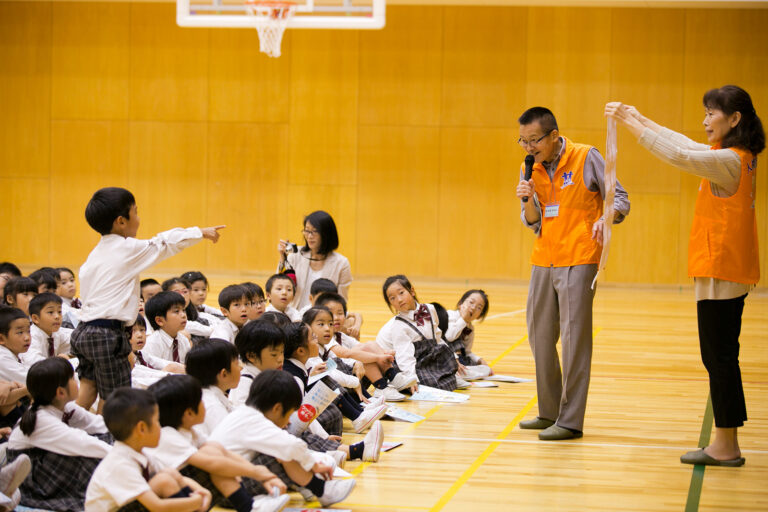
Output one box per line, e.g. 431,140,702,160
527,264,597,431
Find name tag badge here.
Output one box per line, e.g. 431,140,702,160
544,203,560,218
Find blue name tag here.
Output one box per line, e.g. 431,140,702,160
544,203,560,218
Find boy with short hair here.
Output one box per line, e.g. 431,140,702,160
72,187,224,410
85,387,211,512
210,285,250,343
229,321,284,407
0,306,32,384
264,275,301,322
140,279,163,304
240,283,266,322
210,370,356,508
144,292,192,365
146,375,289,512
0,262,22,295
24,293,73,366
128,316,184,389
28,268,59,295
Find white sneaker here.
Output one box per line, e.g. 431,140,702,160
0,454,30,497
363,395,386,409
317,478,357,507
330,449,347,469
361,420,384,462
455,376,472,389
389,372,418,391
462,365,492,380
352,404,388,433
250,493,290,512
373,386,406,402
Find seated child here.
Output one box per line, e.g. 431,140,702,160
210,285,250,343
209,370,356,507
163,277,213,344
0,262,22,297
240,282,266,322
303,279,364,340
441,290,493,380
56,267,81,328
264,275,301,322
23,293,73,366
2,277,37,315
7,358,112,511
0,306,32,385
184,340,240,437
85,387,212,512
146,375,289,512
0,378,28,431
128,316,184,389
283,322,384,462
144,292,192,365
140,279,162,304
229,321,285,408
28,268,59,295
314,293,405,402
182,271,225,320
376,275,460,392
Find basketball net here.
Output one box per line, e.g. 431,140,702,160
245,0,296,58
592,117,617,290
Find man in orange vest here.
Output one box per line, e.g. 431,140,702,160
515,107,630,440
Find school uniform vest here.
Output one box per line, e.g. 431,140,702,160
688,145,760,284
529,138,603,267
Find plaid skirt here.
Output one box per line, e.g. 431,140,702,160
413,339,458,391
333,358,355,376
447,340,475,366
70,322,132,397
117,487,192,512
316,401,343,437
249,453,296,491
300,430,341,452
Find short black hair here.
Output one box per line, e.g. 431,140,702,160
309,278,337,296
302,211,339,256
235,320,286,364
0,305,30,337
258,311,291,328
265,274,294,294
314,292,347,314
126,314,147,337
382,274,417,311
301,306,332,326
245,369,302,414
103,388,156,441
0,263,22,278
145,291,186,330
283,322,310,358
3,277,37,305
219,284,248,309
181,271,208,287
28,292,63,317
185,339,239,387
148,375,202,429
431,302,449,342
457,289,490,322
29,268,59,293
240,282,265,301
140,278,160,299
55,267,75,279
85,187,136,236
518,106,559,134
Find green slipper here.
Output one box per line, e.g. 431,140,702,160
680,449,745,467
519,417,555,430
538,424,583,441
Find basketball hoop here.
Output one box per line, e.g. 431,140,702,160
244,0,296,58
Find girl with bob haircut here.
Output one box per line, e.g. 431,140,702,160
277,210,352,310
606,84,764,468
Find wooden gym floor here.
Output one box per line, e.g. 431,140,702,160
203,274,768,512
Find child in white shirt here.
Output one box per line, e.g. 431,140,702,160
2,277,38,316
441,290,493,380
23,293,73,366
182,271,225,322
264,275,302,322
241,282,267,322
144,292,192,365
146,375,289,512
0,306,32,385
56,267,81,328
128,317,183,389
8,358,111,511
210,285,250,343
162,277,214,344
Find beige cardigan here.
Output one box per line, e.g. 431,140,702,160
281,250,352,310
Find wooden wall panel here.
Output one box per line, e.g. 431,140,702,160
207,123,289,272
51,2,130,120
0,2,50,179
442,7,527,128
438,128,523,278
289,30,358,186
209,29,292,123
50,121,130,267
359,6,443,127
1,178,50,265
356,126,441,277
128,122,208,271
130,3,209,122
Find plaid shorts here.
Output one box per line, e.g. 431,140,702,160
71,322,132,398
249,453,295,491
300,430,341,452
316,402,343,437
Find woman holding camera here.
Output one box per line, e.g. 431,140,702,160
277,210,352,311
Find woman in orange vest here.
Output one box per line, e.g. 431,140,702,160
606,85,764,467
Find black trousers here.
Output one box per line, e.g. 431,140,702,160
697,294,748,428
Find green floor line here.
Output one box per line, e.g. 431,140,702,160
684,395,713,512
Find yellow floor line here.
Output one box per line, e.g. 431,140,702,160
428,395,538,512
488,334,528,367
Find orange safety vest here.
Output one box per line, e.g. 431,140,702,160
688,145,760,284
528,137,603,267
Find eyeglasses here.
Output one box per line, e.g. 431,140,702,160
302,229,319,237
518,130,553,148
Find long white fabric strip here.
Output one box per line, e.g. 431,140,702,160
592,118,617,290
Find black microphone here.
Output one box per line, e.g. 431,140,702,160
522,155,535,203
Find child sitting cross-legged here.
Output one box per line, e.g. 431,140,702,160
144,292,192,365
146,375,290,512
23,293,73,366
85,387,212,512
209,370,356,507
210,285,250,344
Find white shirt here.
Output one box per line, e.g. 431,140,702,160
210,318,239,344
145,427,203,470
8,403,111,458
0,345,29,383
375,303,443,380
283,359,329,440
130,363,169,389
61,299,81,328
199,304,224,319
143,329,191,364
78,228,203,323
229,363,260,407
307,345,359,390
22,324,73,365
186,319,213,338
209,405,322,471
265,304,302,322
196,386,233,438
85,441,164,512
444,310,480,363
